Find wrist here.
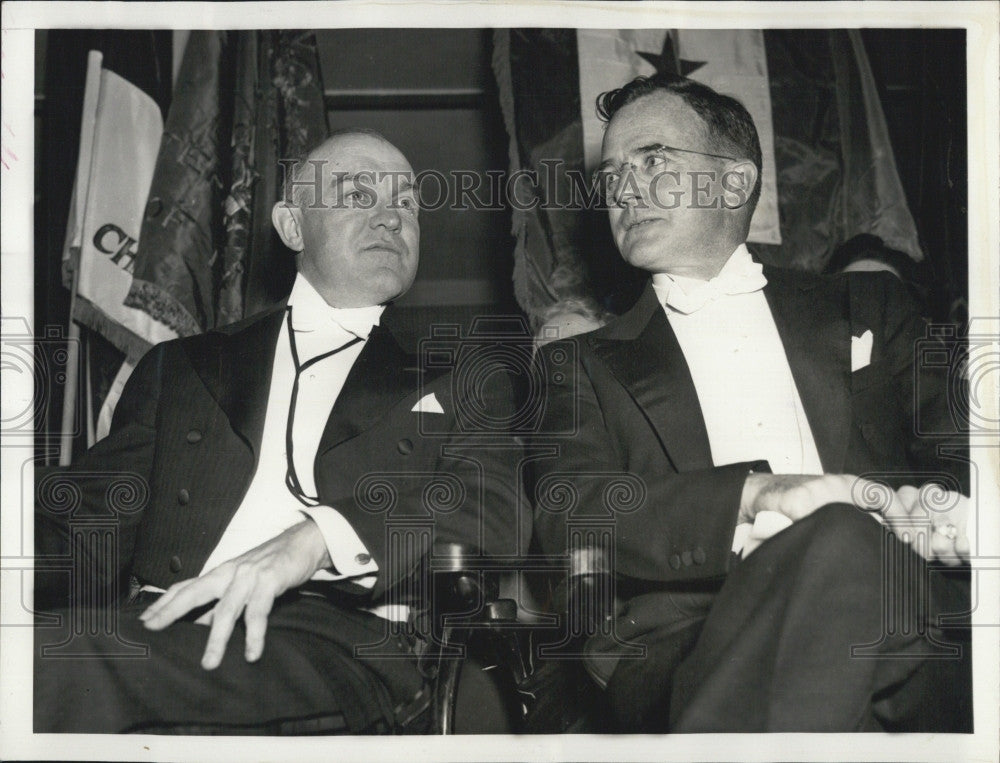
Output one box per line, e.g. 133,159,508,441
739,472,766,524
300,517,333,572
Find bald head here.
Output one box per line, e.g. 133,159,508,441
283,129,404,208
271,130,420,307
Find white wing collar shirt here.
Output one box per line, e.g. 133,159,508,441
199,273,384,588
651,244,824,553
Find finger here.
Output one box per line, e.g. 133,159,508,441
929,529,959,566
143,571,231,631
907,531,929,560
894,485,920,516
771,474,827,522
139,578,197,622
954,533,971,561
243,583,277,663
194,609,215,627
201,571,256,670
848,476,896,520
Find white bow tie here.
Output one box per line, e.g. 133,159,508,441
290,306,378,341
660,263,768,315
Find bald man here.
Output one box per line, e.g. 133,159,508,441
34,131,520,733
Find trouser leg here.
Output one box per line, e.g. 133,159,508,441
34,594,423,734
666,504,971,732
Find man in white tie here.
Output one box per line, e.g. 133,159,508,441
35,130,521,733
531,73,971,732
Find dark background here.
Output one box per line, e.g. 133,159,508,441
33,28,968,448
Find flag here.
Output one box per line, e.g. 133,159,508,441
62,51,175,363
494,29,923,325
124,30,330,336
122,31,228,337
88,31,327,437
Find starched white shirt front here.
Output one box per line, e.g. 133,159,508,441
652,244,824,552
199,274,384,587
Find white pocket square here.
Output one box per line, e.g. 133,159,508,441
411,392,445,414
851,330,873,372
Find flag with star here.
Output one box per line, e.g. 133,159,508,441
494,28,922,324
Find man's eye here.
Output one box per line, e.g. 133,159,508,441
399,197,417,211
643,152,667,170
597,172,619,191
346,189,371,205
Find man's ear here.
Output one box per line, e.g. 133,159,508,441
721,160,759,211
272,202,304,252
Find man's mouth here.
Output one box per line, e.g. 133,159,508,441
623,217,662,233
364,242,402,255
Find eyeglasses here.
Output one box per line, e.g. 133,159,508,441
593,143,738,205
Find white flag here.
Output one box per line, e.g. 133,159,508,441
64,52,175,360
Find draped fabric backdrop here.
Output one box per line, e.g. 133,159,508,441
123,30,329,351
48,30,328,447
39,28,966,447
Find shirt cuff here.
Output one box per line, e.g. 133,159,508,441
300,506,378,589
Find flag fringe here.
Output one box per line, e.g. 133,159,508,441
72,297,153,363
123,278,202,338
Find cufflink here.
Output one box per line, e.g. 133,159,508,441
355,553,372,566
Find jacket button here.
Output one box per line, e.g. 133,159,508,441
668,554,682,570
397,438,413,455
186,429,203,443
692,547,706,565
354,553,372,566
681,551,693,567
177,488,190,505
169,555,183,573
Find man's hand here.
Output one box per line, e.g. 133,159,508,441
885,484,970,566
139,519,332,670
740,473,970,565
739,473,863,525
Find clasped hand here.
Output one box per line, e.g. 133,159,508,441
139,519,332,669
740,473,970,565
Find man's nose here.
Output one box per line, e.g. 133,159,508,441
370,199,402,232
613,169,641,208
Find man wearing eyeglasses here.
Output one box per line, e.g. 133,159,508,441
34,130,520,734
532,74,971,732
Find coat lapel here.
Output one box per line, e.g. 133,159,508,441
316,322,418,456
186,305,286,459
589,283,714,472
763,267,852,472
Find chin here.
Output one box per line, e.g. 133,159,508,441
369,272,415,305
620,241,667,273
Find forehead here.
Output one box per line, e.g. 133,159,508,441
601,91,708,161
309,134,414,177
